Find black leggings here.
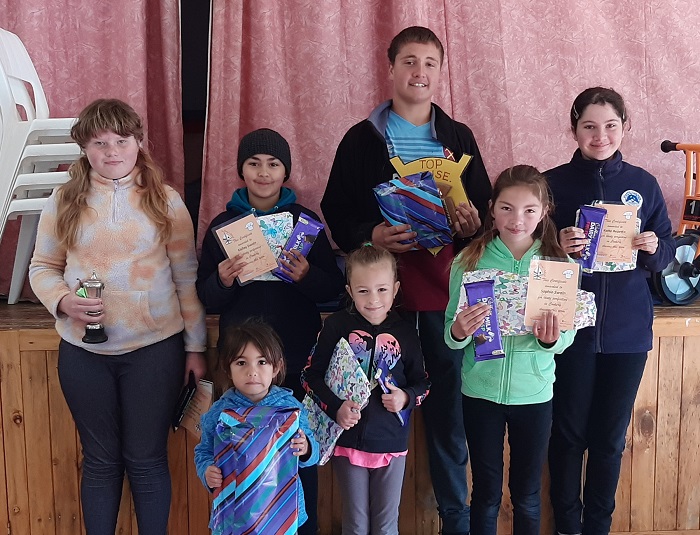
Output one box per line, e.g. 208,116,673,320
58,333,185,535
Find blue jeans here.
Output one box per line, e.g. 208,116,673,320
548,346,647,535
463,396,552,535
416,310,470,534
58,334,185,535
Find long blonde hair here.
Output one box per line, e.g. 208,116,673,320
55,99,172,249
456,165,566,271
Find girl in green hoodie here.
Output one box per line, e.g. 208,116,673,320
444,165,576,535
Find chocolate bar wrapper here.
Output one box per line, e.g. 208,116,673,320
373,171,452,250
464,280,505,361
273,213,323,283
211,406,300,535
575,205,607,273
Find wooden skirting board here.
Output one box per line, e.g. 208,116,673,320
1,302,699,534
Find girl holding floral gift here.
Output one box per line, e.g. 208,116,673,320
303,244,430,535
194,320,319,534
546,87,674,535
444,165,577,535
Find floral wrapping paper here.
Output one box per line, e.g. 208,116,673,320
456,269,597,336
302,337,371,465
251,212,294,282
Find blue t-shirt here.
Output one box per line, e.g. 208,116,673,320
385,110,445,162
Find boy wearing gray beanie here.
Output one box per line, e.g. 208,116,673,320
197,127,344,535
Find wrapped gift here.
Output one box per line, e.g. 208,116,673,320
210,406,300,535
373,171,452,250
303,338,371,465
252,212,294,282
456,268,597,336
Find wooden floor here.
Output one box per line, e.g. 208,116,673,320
1,302,700,534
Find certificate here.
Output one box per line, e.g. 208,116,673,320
180,380,213,438
594,203,638,264
524,258,580,331
212,213,279,283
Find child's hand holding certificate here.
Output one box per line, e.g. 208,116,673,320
212,213,279,283
524,258,580,331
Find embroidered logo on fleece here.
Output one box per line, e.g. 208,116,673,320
621,189,643,209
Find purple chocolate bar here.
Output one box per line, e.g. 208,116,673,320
464,280,505,361
575,205,607,272
273,213,323,283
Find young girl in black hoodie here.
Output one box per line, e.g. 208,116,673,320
304,244,430,535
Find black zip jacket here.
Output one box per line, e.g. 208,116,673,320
304,309,430,453
547,150,674,353
197,198,345,374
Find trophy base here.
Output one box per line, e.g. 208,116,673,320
83,324,108,344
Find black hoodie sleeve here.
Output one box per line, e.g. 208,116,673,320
321,122,389,253
637,174,675,273
398,324,431,409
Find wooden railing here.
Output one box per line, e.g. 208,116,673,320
1,304,699,534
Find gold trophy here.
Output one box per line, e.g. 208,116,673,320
77,271,108,344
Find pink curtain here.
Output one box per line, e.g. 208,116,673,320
200,0,700,248
0,0,184,300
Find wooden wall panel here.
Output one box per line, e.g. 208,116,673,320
655,337,684,530
22,350,56,535
413,409,439,535
677,337,700,530
46,349,82,535
167,429,189,534
630,337,659,531
2,318,700,535
0,334,11,535
185,431,210,535
0,330,31,535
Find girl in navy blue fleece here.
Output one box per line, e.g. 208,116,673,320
546,87,674,535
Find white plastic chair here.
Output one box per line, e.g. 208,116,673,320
0,31,81,303
13,171,70,198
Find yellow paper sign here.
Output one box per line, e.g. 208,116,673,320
524,259,580,330
390,154,472,227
